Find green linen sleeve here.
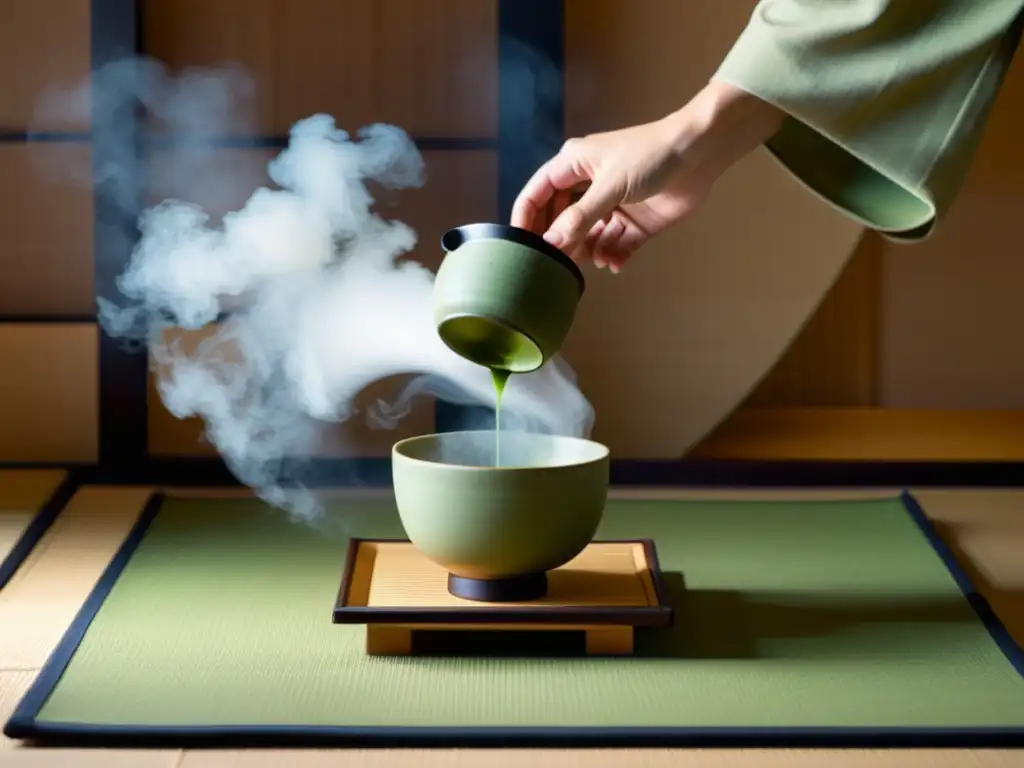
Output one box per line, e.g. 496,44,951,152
714,1,1024,240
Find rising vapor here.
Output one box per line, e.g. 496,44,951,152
33,58,594,521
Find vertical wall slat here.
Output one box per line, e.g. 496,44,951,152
92,0,149,470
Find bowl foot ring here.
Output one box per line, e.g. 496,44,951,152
447,571,548,602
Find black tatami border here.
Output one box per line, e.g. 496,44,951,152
0,470,80,590
6,489,1024,749
22,456,1024,489
900,490,1024,682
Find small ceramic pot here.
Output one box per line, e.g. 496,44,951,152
433,223,585,373
391,430,609,602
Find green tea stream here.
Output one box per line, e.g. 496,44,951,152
491,368,511,467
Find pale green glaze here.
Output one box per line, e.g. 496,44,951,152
391,430,609,580
433,227,583,373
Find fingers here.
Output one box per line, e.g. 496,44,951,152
544,181,621,255
569,219,606,265
510,139,631,263
548,188,573,233
510,151,592,235
592,216,626,269
585,213,649,274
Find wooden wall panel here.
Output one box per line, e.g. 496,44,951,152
143,0,498,139
0,324,98,462
147,149,498,456
691,408,1024,461
743,232,881,407
0,145,95,315
378,150,499,272
0,1,91,130
145,146,278,220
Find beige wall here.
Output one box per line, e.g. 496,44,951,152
563,0,1024,457
561,0,863,457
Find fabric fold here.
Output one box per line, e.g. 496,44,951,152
715,0,1024,240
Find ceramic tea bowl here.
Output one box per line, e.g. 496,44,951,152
391,430,609,602
433,223,585,373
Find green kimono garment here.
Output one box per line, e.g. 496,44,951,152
715,0,1024,240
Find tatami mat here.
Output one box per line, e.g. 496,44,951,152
1,485,1022,766
16,493,1024,740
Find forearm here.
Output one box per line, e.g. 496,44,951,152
658,81,786,182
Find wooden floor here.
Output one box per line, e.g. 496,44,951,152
0,469,65,569
0,478,1022,766
691,407,1024,460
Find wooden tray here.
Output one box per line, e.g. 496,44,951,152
332,538,674,656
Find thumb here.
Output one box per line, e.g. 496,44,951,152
543,182,621,255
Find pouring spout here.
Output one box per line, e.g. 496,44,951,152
440,226,467,253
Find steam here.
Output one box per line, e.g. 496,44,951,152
33,58,594,520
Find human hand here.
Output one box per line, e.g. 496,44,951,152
511,120,710,273
511,81,784,272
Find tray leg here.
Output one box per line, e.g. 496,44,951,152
366,625,413,655
584,627,633,656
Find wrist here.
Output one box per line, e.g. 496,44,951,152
659,80,785,173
